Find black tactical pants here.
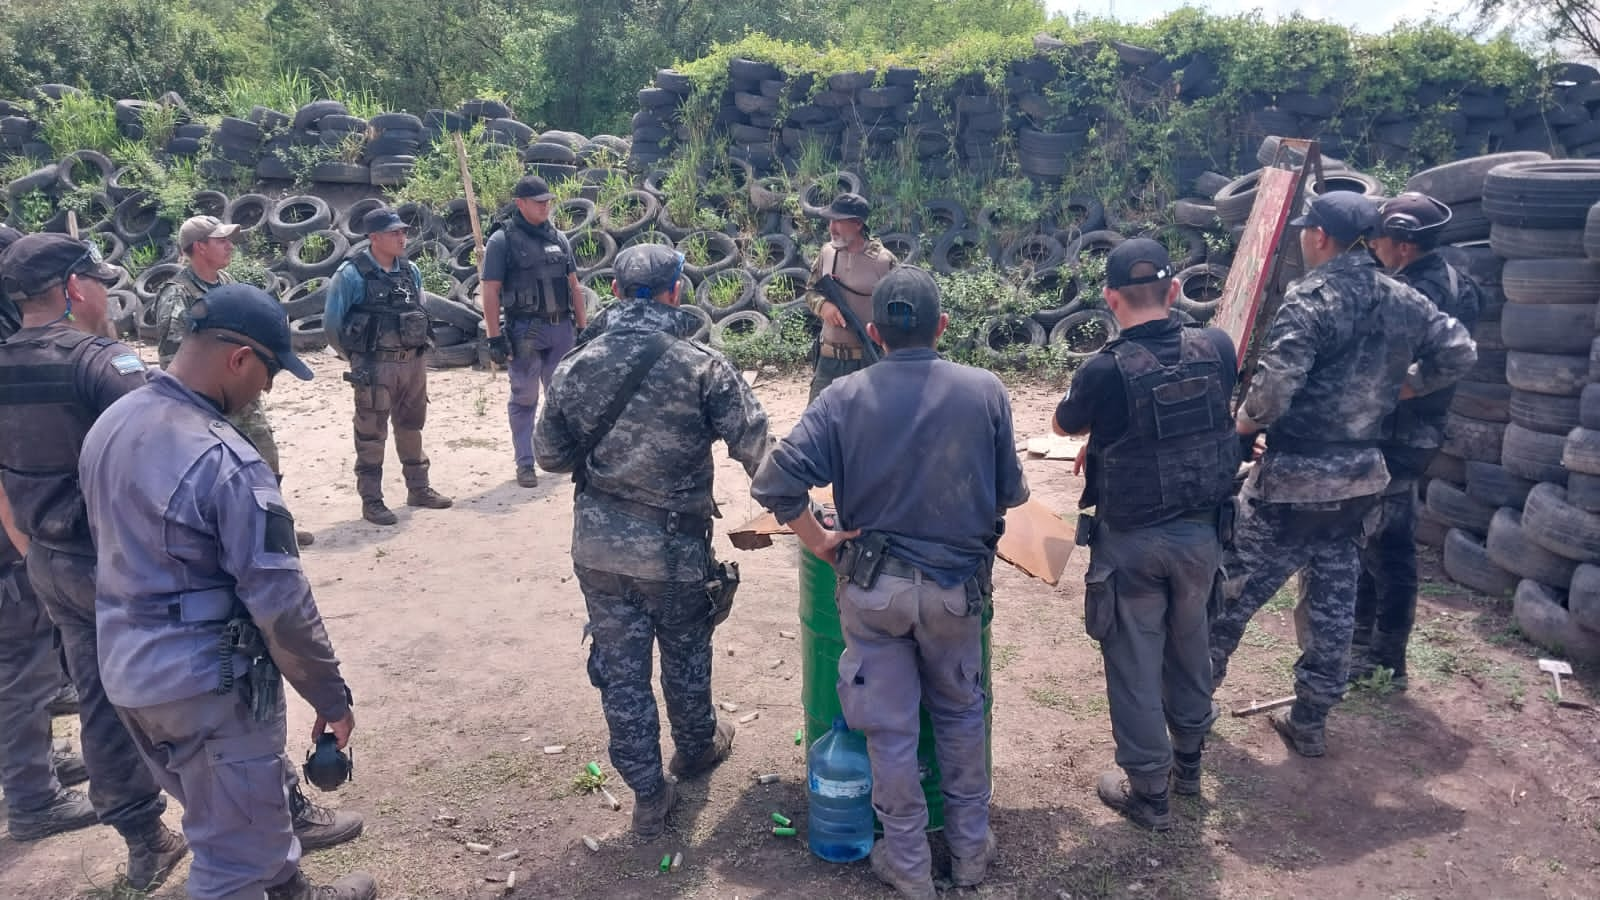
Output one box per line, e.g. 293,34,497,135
0,559,60,815
576,566,717,798
1354,483,1419,673
808,355,867,402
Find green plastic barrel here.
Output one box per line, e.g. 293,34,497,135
798,547,992,832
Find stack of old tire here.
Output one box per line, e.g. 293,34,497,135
1422,156,1600,663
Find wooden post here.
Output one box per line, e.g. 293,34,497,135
452,134,495,375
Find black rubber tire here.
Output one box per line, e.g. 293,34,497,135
694,268,757,321
999,233,1065,275
799,171,864,218
1506,388,1581,435
1505,350,1589,396
54,149,113,194
1426,451,1468,486
267,195,333,242
1450,381,1511,422
569,229,618,274
1474,318,1505,353
1488,508,1579,587
421,292,483,332
111,195,167,245
1582,383,1600,429
1462,348,1508,384
1514,579,1600,664
292,100,348,131
283,229,350,280
1523,482,1600,563
738,233,796,279
930,228,998,275
1490,224,1587,260
1501,422,1569,484
677,230,740,280
922,199,967,233
1586,201,1600,260
288,314,327,352
131,262,181,304
1405,151,1551,204
1570,471,1600,514
423,340,478,369
1563,426,1600,475
1501,259,1600,305
1214,170,1262,227
1048,308,1120,358
1442,412,1507,463
598,190,661,242
1173,264,1227,321
1569,564,1600,632
1063,229,1126,264
755,267,808,311
1465,461,1535,508
1427,479,1496,536
978,315,1048,365
1443,527,1519,596
552,198,597,238
709,309,772,348
1416,504,1450,548
280,278,328,319
1483,160,1600,229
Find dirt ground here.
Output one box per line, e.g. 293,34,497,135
3,351,1600,900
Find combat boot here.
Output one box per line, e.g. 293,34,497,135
631,780,677,839
516,465,539,488
868,841,937,900
951,827,998,888
406,487,453,509
296,529,315,548
120,818,189,892
266,869,379,900
46,681,79,716
362,498,398,526
1172,748,1204,796
7,787,97,841
290,785,365,851
1096,772,1172,831
669,719,735,779
50,744,88,786
1269,704,1327,757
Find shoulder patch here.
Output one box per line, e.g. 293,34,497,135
111,353,145,374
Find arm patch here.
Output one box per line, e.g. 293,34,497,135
263,500,300,557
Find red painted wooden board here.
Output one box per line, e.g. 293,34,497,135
1211,165,1304,369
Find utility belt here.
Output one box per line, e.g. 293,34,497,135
818,342,865,361
835,530,991,617
349,348,422,364
1265,433,1377,456
584,487,712,537
162,587,237,623
1077,500,1236,549
215,616,281,723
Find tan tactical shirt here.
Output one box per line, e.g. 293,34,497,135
804,239,897,348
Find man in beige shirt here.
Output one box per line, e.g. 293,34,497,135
804,193,897,401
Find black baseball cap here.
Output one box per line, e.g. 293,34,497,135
0,224,22,253
1106,238,1173,290
871,265,940,330
0,233,120,301
819,192,871,221
1290,192,1379,243
1378,192,1452,242
188,283,314,381
513,175,555,201
359,207,409,235
613,244,684,297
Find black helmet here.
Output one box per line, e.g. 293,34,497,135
1378,192,1452,243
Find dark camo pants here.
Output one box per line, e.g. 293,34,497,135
349,352,431,501
576,566,716,798
1209,496,1376,720
228,397,280,475
808,355,867,402
0,559,61,814
25,546,165,829
835,571,988,885
120,690,300,899
1088,519,1221,792
1354,483,1420,669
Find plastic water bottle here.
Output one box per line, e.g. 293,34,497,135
807,716,874,863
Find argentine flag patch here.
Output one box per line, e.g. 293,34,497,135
111,353,145,374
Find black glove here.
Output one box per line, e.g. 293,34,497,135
487,334,511,365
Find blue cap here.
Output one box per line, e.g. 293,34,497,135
359,207,408,235
1289,192,1379,243
871,265,940,330
614,244,684,298
188,283,314,381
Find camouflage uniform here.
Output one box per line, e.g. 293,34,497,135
1355,253,1483,674
534,296,771,799
804,239,896,400
1210,250,1476,729
155,268,281,473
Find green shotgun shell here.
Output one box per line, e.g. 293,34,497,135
772,826,797,837
585,762,602,778
771,812,792,827
794,728,803,745
659,853,672,872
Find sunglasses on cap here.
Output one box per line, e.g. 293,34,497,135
212,334,283,379
65,242,114,284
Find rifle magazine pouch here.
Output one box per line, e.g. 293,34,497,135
397,309,431,349
1083,560,1116,641
339,311,375,352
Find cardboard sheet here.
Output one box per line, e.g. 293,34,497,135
728,495,1076,585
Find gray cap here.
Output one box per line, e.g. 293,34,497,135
613,244,684,298
871,266,940,330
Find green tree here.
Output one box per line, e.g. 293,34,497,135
829,0,1046,50
1473,0,1600,59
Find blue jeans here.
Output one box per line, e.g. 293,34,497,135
508,317,576,468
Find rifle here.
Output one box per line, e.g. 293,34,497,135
813,273,882,365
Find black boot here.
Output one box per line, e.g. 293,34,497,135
1172,746,1203,796
119,818,189,892
1096,772,1172,830
1269,703,1327,757
290,784,365,851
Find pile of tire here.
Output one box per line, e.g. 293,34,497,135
1414,155,1600,662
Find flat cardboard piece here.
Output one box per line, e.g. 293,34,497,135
1210,163,1303,368
1025,434,1087,461
728,495,1076,585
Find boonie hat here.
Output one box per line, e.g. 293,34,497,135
1289,192,1379,243
513,175,555,201
819,192,871,221
178,215,240,252
359,207,409,235
188,282,314,381
1106,238,1173,290
613,244,684,298
0,233,120,300
871,265,940,330
1378,192,1453,242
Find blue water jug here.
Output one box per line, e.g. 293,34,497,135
807,716,874,863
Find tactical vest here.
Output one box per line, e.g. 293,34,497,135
341,255,429,353
1096,328,1239,529
501,219,571,317
0,328,114,551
